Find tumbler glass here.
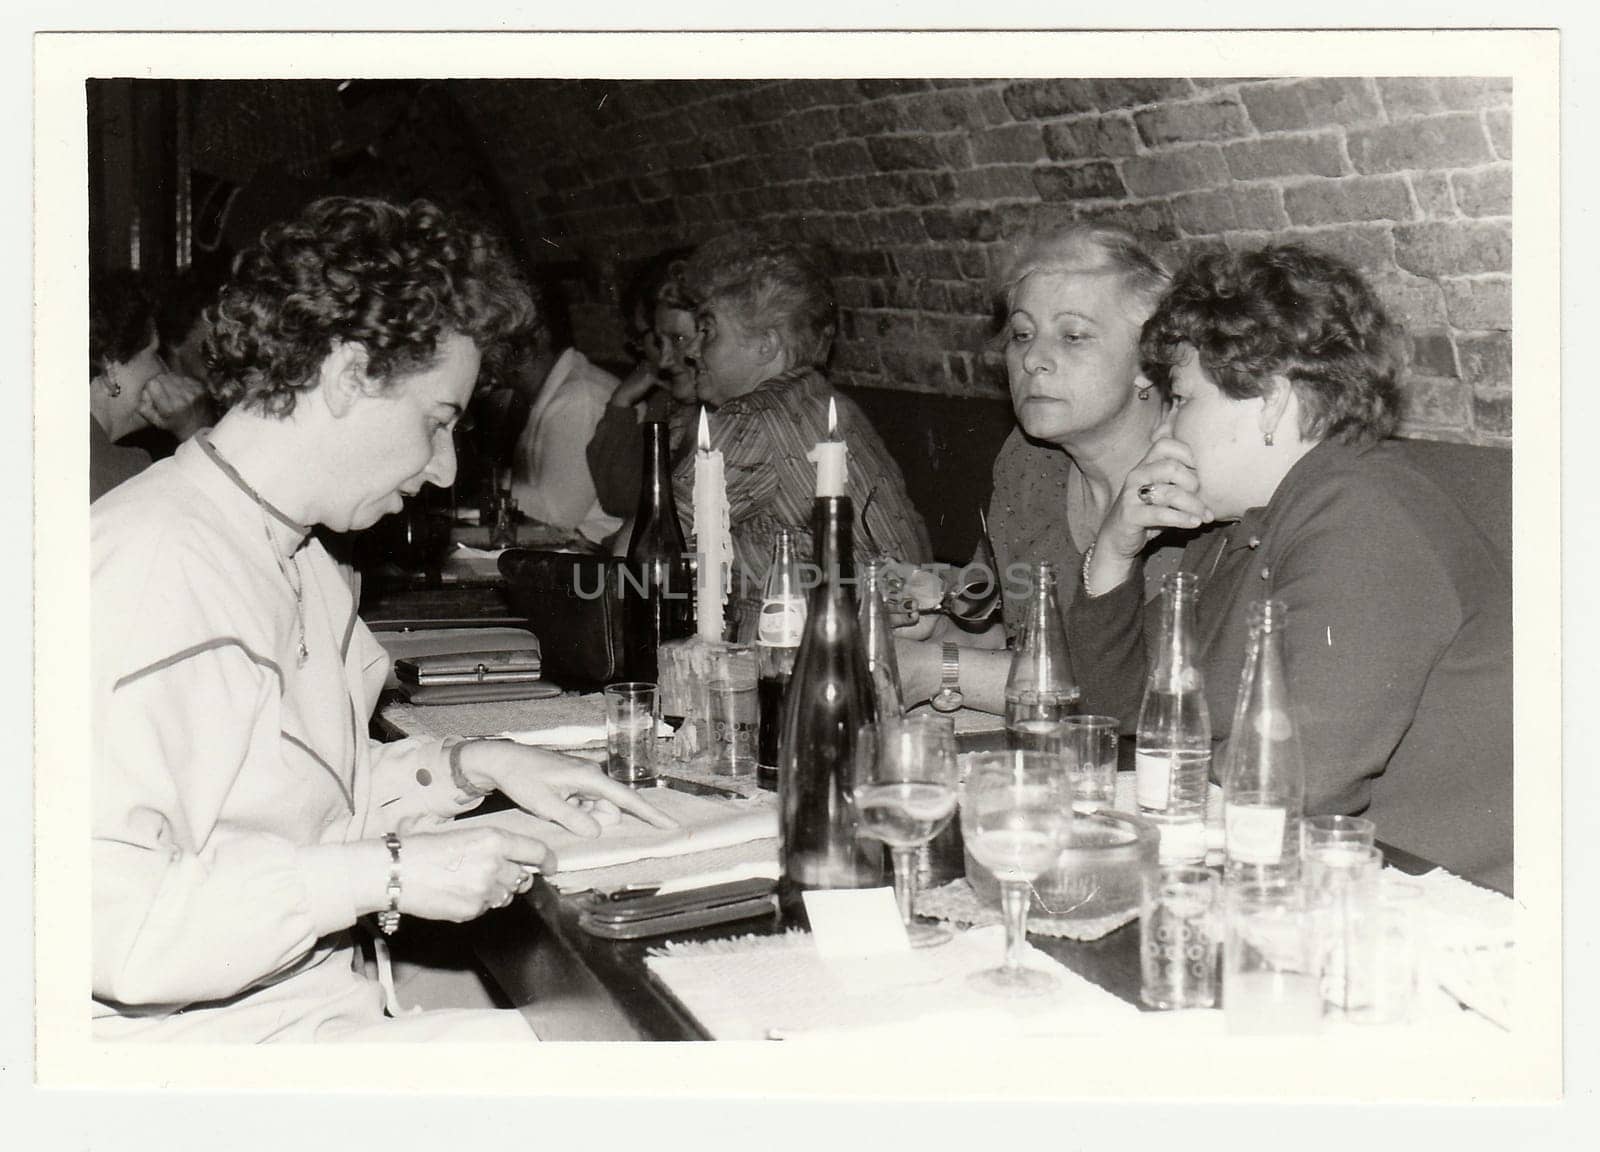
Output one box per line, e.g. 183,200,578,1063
1301,815,1376,855
1140,866,1220,1010
703,644,758,777
1058,715,1119,812
1304,843,1383,1015
1223,879,1323,1035
604,681,658,785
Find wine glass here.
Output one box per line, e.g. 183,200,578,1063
854,716,960,947
959,750,1073,996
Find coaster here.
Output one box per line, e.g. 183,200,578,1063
915,878,1138,942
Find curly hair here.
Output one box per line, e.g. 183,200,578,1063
89,268,158,379
620,246,695,359
997,222,1173,320
208,196,536,418
1141,244,1407,446
685,232,836,369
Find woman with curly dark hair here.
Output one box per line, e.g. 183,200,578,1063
1071,244,1512,892
91,197,673,1042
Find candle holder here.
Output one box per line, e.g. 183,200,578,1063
655,633,741,770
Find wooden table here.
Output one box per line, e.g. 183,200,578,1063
378,695,1440,1040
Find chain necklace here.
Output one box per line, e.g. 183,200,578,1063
200,434,310,667
257,502,309,667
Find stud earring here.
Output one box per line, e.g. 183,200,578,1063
1263,430,1275,447
1137,386,1152,401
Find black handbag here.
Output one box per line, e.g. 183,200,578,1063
498,549,627,687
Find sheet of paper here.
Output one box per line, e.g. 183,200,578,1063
802,887,911,958
456,788,776,873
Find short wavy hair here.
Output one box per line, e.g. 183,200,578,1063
996,222,1173,321
209,196,536,418
89,268,158,379
685,232,836,369
620,246,695,359
1141,244,1407,446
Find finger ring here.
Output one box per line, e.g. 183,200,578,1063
515,873,534,894
1137,483,1158,505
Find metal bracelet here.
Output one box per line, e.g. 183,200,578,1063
378,832,402,936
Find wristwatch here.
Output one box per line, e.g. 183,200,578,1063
930,642,964,712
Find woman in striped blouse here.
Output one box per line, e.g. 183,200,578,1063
670,231,932,629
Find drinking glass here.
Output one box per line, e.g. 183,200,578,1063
703,644,758,777
1348,878,1422,1026
1304,843,1383,1014
854,716,961,947
1223,879,1323,1035
1301,815,1376,855
959,750,1073,996
1140,866,1220,1010
1058,715,1119,812
603,682,658,785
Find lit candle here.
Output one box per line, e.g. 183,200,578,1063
807,396,848,498
693,408,732,641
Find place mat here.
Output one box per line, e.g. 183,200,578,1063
1395,866,1515,1029
915,878,1139,941
456,787,776,877
383,692,605,741
644,923,1140,1041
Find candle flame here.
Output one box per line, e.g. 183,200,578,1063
698,406,710,452
827,395,838,438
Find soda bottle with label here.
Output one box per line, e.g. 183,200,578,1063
1221,599,1305,883
756,528,805,791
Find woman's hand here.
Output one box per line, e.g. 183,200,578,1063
611,362,662,408
884,563,952,642
458,741,680,840
139,370,212,439
394,825,555,921
1086,438,1213,594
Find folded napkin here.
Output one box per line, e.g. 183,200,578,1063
645,923,1140,1041
455,787,777,887
1399,866,1515,1029
501,724,608,749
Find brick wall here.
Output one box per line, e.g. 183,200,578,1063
453,77,1512,445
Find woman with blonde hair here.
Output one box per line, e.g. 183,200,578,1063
897,222,1191,714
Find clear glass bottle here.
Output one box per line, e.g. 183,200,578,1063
1004,561,1079,751
1221,599,1305,883
756,528,805,792
622,421,691,682
858,558,906,722
777,495,884,922
1135,572,1213,826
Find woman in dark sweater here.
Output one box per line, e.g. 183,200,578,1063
1072,244,1512,893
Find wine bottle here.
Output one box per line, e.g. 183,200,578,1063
1004,561,1079,750
756,528,804,792
1135,572,1212,862
777,495,884,921
1221,599,1305,883
622,421,691,683
858,558,906,721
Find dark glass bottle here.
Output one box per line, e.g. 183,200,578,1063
777,496,884,922
622,421,692,682
756,528,805,792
